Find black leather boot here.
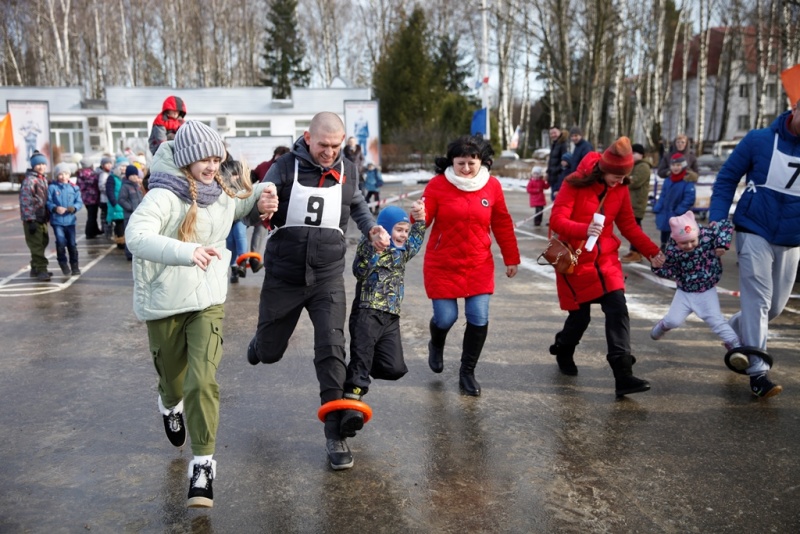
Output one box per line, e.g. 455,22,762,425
460,322,488,396
608,354,650,397
549,335,578,376
428,319,451,373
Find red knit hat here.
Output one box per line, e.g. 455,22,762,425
598,136,634,175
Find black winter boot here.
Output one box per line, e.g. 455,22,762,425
428,319,451,373
549,336,578,376
460,322,489,396
609,354,650,397
229,266,239,284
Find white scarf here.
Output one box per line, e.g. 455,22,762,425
444,166,491,192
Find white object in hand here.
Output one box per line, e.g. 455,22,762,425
584,213,606,252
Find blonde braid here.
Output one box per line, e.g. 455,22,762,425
179,171,199,242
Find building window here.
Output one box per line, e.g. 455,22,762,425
737,115,750,130
765,83,777,97
739,84,749,98
50,121,85,155
109,121,148,152
295,120,311,139
235,121,271,137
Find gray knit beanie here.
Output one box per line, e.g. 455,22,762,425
53,163,72,178
173,120,226,168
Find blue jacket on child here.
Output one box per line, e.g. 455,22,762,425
47,181,83,226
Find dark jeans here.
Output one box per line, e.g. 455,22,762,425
556,290,631,360
84,204,101,238
533,206,544,226
52,224,78,265
629,217,643,253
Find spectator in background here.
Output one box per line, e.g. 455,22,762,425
148,95,187,156
656,134,698,178
76,159,102,239
567,127,594,176
621,143,653,263
20,151,52,281
363,163,384,215
343,136,365,195
96,156,114,239
48,163,83,276
546,127,570,200
653,153,697,251
526,165,549,226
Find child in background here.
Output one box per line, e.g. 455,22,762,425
47,163,84,276
220,159,249,284
650,212,744,349
148,95,187,155
363,162,384,214
125,120,278,508
106,156,128,248
526,165,549,226
96,156,114,238
653,153,697,250
76,159,102,239
20,151,52,281
341,203,426,435
118,165,145,260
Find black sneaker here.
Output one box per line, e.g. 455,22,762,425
339,389,365,438
159,398,186,447
326,438,354,470
750,373,782,398
246,337,260,365
187,459,215,508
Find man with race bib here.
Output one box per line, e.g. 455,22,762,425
246,112,390,469
709,66,800,398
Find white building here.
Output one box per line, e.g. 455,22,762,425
0,84,371,166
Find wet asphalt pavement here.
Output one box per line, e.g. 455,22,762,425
0,181,799,533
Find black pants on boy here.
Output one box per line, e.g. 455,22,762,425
346,308,408,393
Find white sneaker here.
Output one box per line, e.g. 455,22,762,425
727,351,750,372
650,321,669,340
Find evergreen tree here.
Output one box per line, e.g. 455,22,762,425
373,7,437,143
432,35,471,94
261,0,310,99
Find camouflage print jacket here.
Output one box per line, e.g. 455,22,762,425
19,170,50,223
352,221,426,315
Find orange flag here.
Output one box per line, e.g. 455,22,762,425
780,64,800,107
0,114,14,156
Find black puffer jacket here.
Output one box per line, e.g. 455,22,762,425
263,137,375,286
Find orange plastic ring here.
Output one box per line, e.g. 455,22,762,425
235,252,262,268
317,399,373,423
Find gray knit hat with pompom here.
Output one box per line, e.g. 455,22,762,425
173,120,226,168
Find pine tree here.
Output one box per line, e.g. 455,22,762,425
432,35,471,94
261,0,311,99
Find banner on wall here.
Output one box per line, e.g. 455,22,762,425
344,100,381,168
7,100,50,174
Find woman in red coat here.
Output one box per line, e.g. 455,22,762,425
422,135,520,396
549,136,665,397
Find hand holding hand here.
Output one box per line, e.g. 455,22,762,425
649,251,666,268
369,226,391,252
410,200,425,221
192,246,222,271
258,184,279,220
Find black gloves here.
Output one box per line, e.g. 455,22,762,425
27,221,38,235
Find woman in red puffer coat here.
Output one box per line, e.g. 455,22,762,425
422,135,520,397
548,136,665,397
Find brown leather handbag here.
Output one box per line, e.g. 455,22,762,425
537,238,580,274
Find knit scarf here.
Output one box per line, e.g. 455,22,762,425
444,166,491,192
670,169,687,183
148,171,223,207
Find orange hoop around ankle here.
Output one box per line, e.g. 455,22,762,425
235,252,262,268
317,399,373,423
